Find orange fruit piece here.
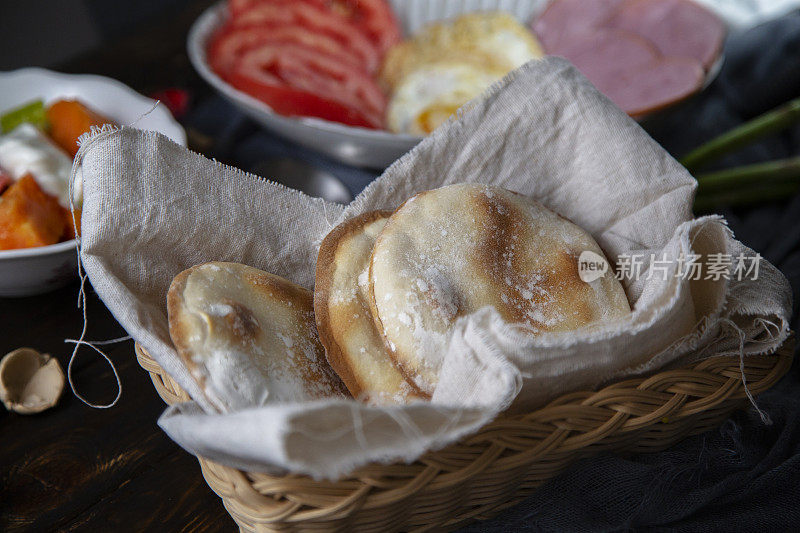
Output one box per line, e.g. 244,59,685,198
0,175,66,250
46,100,113,157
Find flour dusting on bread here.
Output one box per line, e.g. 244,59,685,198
315,211,427,404
369,184,630,394
167,262,348,412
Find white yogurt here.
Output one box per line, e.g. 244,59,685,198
0,123,79,208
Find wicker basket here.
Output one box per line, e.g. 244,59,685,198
135,341,793,532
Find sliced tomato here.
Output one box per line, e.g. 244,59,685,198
231,43,386,127
213,0,396,128
226,71,377,128
357,0,403,53
228,0,259,17
309,0,402,54
208,24,367,77
228,0,402,55
230,2,381,73
228,0,298,18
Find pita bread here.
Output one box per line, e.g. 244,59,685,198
369,184,631,394
168,262,348,411
315,211,426,404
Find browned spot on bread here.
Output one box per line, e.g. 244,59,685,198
166,264,213,408
471,190,547,329
220,298,260,341
471,190,593,331
246,269,312,309
316,210,427,401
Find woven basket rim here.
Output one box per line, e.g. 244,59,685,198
135,340,794,532
135,340,794,464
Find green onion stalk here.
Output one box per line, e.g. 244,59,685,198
683,96,800,211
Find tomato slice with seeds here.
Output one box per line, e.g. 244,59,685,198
230,1,381,73
210,0,399,128
226,72,377,128
208,24,366,77
310,0,402,54
231,43,386,127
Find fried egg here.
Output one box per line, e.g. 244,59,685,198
382,12,543,134
387,63,500,135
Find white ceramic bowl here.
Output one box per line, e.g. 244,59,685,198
187,0,560,169
188,0,553,168
188,0,724,169
0,68,187,297
188,2,413,169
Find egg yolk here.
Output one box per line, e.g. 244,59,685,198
417,104,462,134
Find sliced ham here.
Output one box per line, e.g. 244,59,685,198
531,0,723,117
532,0,624,53
557,29,660,81
594,57,705,117
606,0,726,70
558,29,703,116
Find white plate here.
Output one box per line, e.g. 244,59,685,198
0,68,187,297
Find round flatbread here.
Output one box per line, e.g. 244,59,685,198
315,211,425,403
369,184,631,395
168,262,348,411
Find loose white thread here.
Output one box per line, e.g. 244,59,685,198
753,317,783,341
63,101,163,409
67,128,129,409
720,318,771,424
69,335,132,345
65,337,127,408
64,243,127,409
321,199,338,232
127,99,161,129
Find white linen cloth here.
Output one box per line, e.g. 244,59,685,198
75,57,791,479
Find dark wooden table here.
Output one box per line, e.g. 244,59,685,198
1,1,234,530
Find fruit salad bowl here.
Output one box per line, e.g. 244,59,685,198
0,68,186,297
